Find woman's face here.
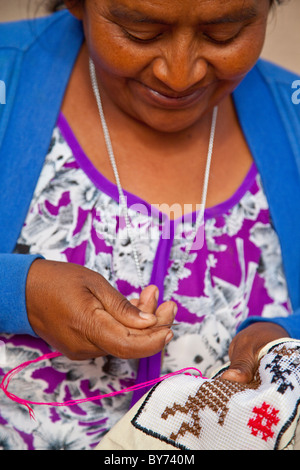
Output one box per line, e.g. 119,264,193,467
68,0,271,133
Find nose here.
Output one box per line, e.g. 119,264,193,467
152,33,208,93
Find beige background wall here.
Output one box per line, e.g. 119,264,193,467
0,0,299,74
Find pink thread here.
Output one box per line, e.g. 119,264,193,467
0,351,206,420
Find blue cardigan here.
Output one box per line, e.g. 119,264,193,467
1,10,300,338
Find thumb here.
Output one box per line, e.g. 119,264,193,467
101,283,158,329
221,364,255,384
221,349,257,384
220,323,289,384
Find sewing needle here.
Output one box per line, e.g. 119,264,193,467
152,323,180,329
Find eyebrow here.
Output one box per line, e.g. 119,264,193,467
108,5,171,25
108,4,258,26
202,7,258,25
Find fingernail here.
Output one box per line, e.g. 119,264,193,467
221,369,245,383
148,286,159,302
173,304,178,316
165,331,173,345
139,311,154,320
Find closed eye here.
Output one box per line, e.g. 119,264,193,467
202,22,250,46
203,32,240,45
121,28,163,44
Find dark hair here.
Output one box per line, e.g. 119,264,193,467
49,0,66,11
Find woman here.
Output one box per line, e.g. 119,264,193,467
0,0,299,450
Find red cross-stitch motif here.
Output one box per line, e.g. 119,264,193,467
248,402,280,441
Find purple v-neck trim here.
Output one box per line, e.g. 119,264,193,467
57,111,257,223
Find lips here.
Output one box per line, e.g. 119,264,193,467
136,82,208,109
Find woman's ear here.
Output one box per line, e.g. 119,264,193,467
63,0,85,20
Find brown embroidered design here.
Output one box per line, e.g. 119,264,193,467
161,377,259,442
272,344,300,359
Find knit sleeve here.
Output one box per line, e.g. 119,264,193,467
237,311,300,340
0,253,43,336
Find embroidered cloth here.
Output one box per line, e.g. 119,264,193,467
97,339,300,450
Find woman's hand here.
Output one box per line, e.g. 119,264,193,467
221,322,289,383
26,259,176,360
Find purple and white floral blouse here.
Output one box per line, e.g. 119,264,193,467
0,112,291,449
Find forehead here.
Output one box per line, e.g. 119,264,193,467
103,0,263,24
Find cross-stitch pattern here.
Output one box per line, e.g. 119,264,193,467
248,402,280,441
161,378,249,441
131,340,300,450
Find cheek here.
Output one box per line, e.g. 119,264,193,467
210,30,267,81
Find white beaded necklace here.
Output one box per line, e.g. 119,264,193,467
89,58,218,298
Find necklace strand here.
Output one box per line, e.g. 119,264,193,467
89,58,218,297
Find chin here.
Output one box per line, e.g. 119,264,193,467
137,109,207,134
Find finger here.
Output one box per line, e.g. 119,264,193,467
129,328,174,358
91,279,157,329
221,352,257,384
136,285,159,316
88,309,173,359
111,297,157,329
129,298,139,307
155,300,178,327
59,338,108,361
221,366,254,384
130,297,177,329
221,323,288,384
